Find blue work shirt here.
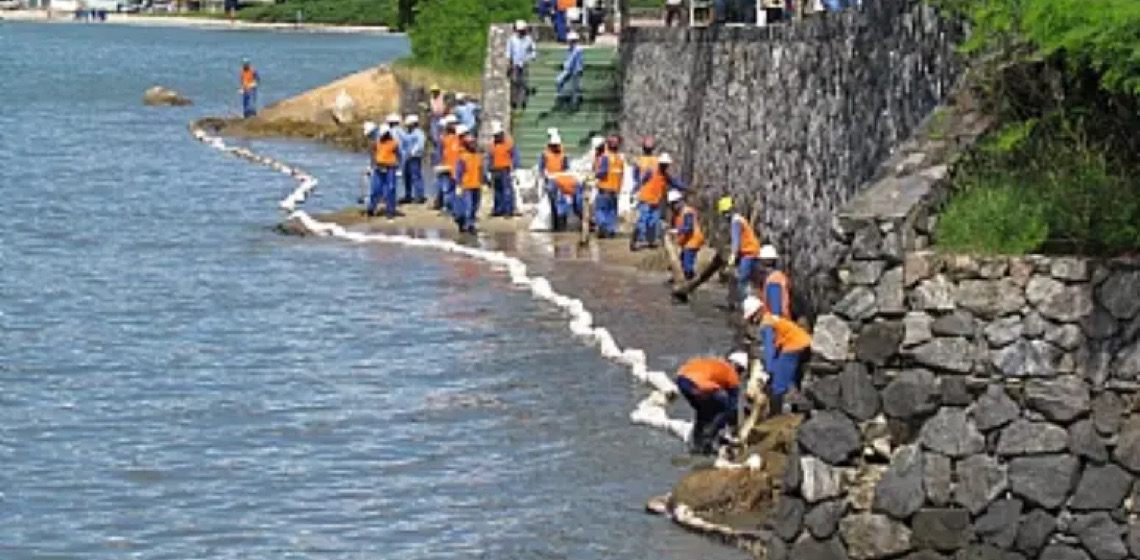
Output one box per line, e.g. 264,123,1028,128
730,215,748,257
558,45,584,84
507,34,537,68
677,210,696,235
454,102,480,130
400,127,426,162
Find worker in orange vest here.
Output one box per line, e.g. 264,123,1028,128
758,244,792,319
239,58,260,118
486,120,520,217
742,296,811,416
666,190,705,280
552,0,575,42
594,135,625,238
368,124,402,219
718,196,761,303
633,136,657,185
452,131,486,234
675,352,749,454
632,152,684,251
433,117,463,215
540,134,581,231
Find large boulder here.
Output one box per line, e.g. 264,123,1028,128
840,513,913,560
142,85,192,106
920,408,985,458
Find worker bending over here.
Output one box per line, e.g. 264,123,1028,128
632,153,684,251
400,114,426,204
541,135,581,231
667,190,705,280
742,296,811,416
368,124,401,219
717,196,761,302
593,135,625,238
486,120,520,217
452,131,485,234
675,353,749,455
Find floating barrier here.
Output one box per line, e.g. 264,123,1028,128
190,126,693,443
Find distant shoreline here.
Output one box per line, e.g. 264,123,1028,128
0,9,400,34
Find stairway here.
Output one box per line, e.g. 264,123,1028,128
512,43,621,168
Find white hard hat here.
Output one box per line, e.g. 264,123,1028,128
455,124,470,136
658,153,674,165
386,113,401,124
514,19,527,30
742,296,764,321
404,114,419,125
442,115,457,125
759,245,779,260
490,120,504,135
549,134,562,145
727,352,749,371
591,136,605,149
567,31,580,42
547,127,559,136
362,121,377,136
456,92,467,101
667,190,684,204
378,123,391,136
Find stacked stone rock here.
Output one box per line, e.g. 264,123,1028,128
479,24,513,141
616,0,963,316
765,119,1140,559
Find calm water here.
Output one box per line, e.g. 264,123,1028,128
0,22,745,559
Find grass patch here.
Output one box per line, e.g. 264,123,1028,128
390,59,483,97
236,0,396,26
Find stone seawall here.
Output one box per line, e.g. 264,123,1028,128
758,91,1140,560
617,0,962,315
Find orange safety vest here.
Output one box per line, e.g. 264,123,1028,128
489,136,515,170
762,314,812,353
553,174,580,196
678,358,740,393
639,169,668,205
459,151,484,189
763,270,792,319
543,149,566,175
442,134,462,171
557,0,576,11
241,68,257,91
374,136,399,167
637,155,658,179
734,214,761,257
672,205,705,250
598,152,624,192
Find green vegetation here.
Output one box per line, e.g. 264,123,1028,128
407,0,532,70
236,0,398,26
935,0,1140,256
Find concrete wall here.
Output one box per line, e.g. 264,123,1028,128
479,23,513,140
617,0,961,315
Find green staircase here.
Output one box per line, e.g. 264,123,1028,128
513,44,621,167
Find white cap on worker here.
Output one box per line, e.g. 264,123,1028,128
667,190,684,204
404,114,419,125
659,153,674,164
442,114,457,125
514,19,527,30
378,123,391,136
490,120,504,135
455,124,470,136
759,244,779,260
549,134,563,145
567,31,580,42
456,92,466,101
362,121,377,136
591,136,605,149
742,296,764,321
727,352,749,371
386,113,401,124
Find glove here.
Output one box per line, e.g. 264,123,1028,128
728,255,738,267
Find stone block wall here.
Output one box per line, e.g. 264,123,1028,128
479,23,513,140
617,0,962,315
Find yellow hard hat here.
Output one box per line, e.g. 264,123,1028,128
717,196,734,213
430,84,441,91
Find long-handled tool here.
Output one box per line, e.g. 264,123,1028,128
358,167,371,205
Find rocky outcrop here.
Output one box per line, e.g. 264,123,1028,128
142,86,192,106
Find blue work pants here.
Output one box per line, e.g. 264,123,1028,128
403,157,424,201
634,202,660,247
594,191,618,237
491,169,515,216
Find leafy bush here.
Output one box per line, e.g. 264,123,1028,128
407,0,532,71
237,0,397,26
937,180,1049,255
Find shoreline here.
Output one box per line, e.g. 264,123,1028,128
0,9,399,34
